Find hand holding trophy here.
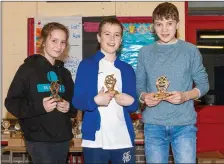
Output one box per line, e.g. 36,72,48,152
50,81,63,102
104,74,119,95
154,76,172,100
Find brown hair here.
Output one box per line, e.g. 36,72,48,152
98,17,123,36
40,22,69,60
152,2,179,23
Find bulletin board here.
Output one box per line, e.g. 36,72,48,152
118,17,158,70
27,16,157,79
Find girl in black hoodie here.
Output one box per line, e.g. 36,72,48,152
5,22,77,164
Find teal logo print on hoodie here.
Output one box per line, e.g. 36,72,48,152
37,71,65,93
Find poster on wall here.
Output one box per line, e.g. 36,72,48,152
117,17,158,119
34,16,82,81
118,17,158,70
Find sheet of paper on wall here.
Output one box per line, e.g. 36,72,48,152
64,45,82,82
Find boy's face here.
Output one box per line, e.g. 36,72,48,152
97,23,122,55
153,18,179,44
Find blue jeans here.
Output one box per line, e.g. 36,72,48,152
83,147,135,164
26,140,70,164
144,124,197,164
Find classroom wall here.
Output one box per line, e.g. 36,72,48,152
2,1,185,118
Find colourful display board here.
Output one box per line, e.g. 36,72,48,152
119,20,158,70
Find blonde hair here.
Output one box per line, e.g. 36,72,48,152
39,22,70,61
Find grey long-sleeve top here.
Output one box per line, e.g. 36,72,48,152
136,39,209,126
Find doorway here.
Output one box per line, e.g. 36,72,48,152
186,16,224,105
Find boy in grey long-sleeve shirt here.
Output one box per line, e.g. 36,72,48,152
136,2,209,164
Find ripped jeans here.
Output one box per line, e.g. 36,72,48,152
144,123,197,164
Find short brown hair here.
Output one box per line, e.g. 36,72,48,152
152,2,179,23
98,17,123,36
40,22,69,60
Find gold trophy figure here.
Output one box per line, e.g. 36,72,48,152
2,120,11,135
50,81,63,102
154,76,172,100
12,121,23,138
104,74,119,95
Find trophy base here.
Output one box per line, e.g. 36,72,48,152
105,90,119,95
2,133,11,140
11,133,23,138
3,130,10,135
72,138,82,147
53,96,63,102
154,92,172,100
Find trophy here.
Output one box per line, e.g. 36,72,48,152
50,81,63,102
104,74,119,95
12,121,22,138
8,121,25,146
72,110,82,138
154,76,172,99
2,120,11,135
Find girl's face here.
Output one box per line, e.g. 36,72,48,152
43,29,67,63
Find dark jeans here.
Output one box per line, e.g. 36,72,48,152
26,140,70,164
83,147,135,164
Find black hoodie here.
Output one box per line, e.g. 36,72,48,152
5,54,77,142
